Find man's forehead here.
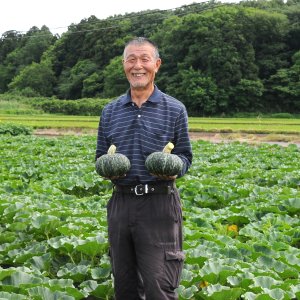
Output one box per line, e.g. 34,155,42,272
124,44,155,57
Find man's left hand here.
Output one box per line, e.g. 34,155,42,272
151,174,177,180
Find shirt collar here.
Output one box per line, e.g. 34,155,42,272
120,85,161,106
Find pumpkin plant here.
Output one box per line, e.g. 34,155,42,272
95,144,130,178
145,142,183,176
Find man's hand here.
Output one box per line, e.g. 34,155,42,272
104,174,127,180
151,174,177,180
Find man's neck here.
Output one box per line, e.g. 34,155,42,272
131,85,154,108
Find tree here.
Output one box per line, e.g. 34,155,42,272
8,62,56,96
82,72,104,98
166,67,220,116
5,26,55,68
0,27,55,93
56,59,98,99
103,56,128,98
0,31,22,93
266,50,300,112
285,4,300,51
231,79,264,112
0,30,22,62
0,1,298,114
244,8,289,79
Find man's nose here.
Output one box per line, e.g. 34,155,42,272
133,58,143,67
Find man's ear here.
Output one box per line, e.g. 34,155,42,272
155,58,162,72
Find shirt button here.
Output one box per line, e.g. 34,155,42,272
138,115,141,118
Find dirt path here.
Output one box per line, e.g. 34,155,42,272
189,132,300,147
34,129,300,146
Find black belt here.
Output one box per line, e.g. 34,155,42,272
114,183,175,196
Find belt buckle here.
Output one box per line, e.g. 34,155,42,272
134,184,148,196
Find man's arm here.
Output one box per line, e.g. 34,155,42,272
173,107,193,177
95,109,110,161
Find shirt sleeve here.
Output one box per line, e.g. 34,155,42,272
173,106,193,177
95,107,110,161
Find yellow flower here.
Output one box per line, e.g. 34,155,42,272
227,224,238,232
227,224,239,236
199,281,209,288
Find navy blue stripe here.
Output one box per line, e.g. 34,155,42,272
96,86,192,185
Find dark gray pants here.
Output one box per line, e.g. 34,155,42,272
107,187,184,300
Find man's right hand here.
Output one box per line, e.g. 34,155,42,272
104,174,127,180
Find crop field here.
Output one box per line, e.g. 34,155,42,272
0,135,300,299
188,118,300,134
2,114,300,134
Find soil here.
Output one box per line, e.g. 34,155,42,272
34,128,300,147
188,132,300,145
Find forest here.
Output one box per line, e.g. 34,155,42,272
0,0,299,116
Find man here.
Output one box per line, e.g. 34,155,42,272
96,37,192,299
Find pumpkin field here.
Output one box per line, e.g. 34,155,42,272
0,134,300,299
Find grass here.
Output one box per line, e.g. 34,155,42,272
1,114,300,135
189,117,300,124
189,117,300,133
0,100,42,114
0,114,99,128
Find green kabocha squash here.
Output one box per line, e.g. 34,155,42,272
145,142,183,176
95,145,130,178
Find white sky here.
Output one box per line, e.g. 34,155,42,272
0,0,230,36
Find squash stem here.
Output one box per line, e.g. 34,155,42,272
163,142,174,154
107,144,116,155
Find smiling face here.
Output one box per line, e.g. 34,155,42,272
123,42,161,91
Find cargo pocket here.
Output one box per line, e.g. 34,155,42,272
164,250,185,290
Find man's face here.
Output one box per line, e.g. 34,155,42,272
123,43,161,90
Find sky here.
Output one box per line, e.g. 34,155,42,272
0,0,233,37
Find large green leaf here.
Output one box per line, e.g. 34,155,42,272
1,269,44,286
0,292,27,300
57,264,89,282
250,276,281,289
202,283,244,300
178,285,198,299
75,235,108,257
27,286,75,300
90,266,111,280
0,268,16,281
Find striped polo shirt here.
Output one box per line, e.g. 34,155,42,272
95,85,193,185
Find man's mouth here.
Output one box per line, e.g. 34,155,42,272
132,73,145,77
